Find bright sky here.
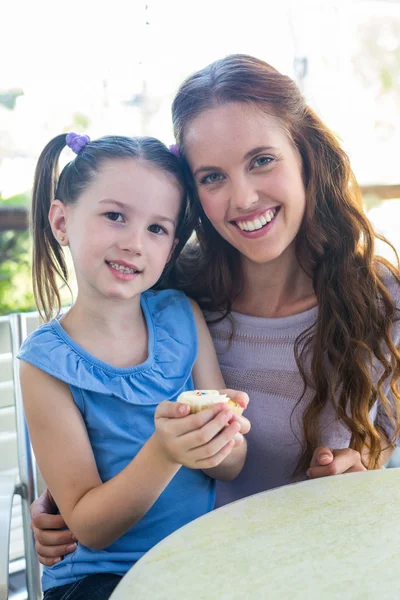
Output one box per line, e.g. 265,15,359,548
1,0,400,193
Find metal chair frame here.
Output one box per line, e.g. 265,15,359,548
0,313,41,600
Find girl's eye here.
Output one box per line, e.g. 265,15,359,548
148,224,167,235
252,155,273,168
200,173,224,184
105,212,124,222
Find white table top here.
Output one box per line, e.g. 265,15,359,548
111,469,400,600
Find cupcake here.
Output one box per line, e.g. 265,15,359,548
177,390,243,415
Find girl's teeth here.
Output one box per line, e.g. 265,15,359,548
236,208,277,232
109,262,136,274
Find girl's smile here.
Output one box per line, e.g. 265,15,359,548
105,259,142,281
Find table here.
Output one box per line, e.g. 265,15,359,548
110,469,400,600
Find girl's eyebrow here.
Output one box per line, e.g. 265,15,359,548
193,146,279,177
99,199,176,225
99,199,126,208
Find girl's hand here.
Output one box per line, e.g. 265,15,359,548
306,446,367,479
220,388,251,446
154,401,241,470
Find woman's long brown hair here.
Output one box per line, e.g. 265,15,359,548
172,54,400,473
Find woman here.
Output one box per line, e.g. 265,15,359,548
30,54,400,563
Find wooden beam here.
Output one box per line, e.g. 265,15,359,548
360,184,400,200
0,207,29,232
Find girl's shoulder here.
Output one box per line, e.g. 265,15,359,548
17,290,198,402
17,318,94,393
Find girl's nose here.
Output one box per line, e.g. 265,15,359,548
119,229,143,254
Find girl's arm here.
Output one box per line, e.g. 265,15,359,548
21,361,238,550
188,299,251,482
20,361,181,550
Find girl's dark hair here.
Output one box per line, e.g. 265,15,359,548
172,53,400,473
31,134,192,321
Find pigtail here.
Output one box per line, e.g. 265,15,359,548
31,134,70,321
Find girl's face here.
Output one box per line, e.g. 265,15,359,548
50,159,181,302
184,103,306,268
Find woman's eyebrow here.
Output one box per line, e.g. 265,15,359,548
193,165,219,177
193,146,279,177
243,146,279,160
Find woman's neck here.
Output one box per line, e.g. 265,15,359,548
233,249,316,319
59,291,149,368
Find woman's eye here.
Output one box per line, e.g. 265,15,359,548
148,224,167,235
200,173,224,184
252,155,273,168
105,212,124,222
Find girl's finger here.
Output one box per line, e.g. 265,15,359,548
230,414,251,435
220,389,249,409
195,440,236,469
181,409,234,449
155,400,190,420
189,421,240,460
165,403,230,437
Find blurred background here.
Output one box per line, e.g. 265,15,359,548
1,1,400,597
1,0,400,315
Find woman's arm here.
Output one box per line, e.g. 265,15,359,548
188,299,251,481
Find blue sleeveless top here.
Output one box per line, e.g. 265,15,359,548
18,289,215,592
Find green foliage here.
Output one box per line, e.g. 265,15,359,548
353,16,400,99
0,230,35,315
0,88,24,110
0,191,30,206
72,112,90,130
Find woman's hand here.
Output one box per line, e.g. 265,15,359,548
30,489,77,566
307,446,367,479
154,400,242,470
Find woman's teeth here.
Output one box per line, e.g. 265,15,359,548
108,262,138,274
235,208,278,231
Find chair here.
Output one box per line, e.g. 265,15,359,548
0,313,41,600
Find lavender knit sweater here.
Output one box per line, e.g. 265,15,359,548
208,278,400,508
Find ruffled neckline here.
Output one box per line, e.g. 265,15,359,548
18,290,197,404
52,293,155,376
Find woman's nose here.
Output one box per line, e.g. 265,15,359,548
230,177,259,212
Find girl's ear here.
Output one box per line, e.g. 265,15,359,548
48,200,69,246
167,238,179,263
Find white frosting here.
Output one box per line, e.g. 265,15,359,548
177,390,229,407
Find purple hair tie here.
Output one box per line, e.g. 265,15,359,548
66,132,90,154
169,143,180,158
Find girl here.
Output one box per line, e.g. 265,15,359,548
18,133,249,599
32,54,400,560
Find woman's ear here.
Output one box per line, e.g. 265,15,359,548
48,200,68,246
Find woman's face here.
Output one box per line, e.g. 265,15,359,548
184,103,306,267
